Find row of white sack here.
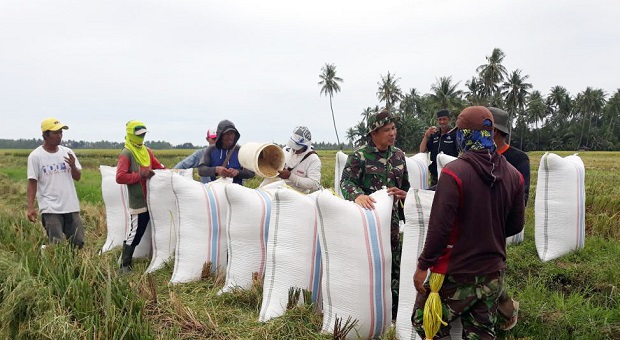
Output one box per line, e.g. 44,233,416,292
334,151,586,261
99,149,584,339
101,166,453,339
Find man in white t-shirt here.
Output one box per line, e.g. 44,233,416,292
27,117,85,248
277,126,321,193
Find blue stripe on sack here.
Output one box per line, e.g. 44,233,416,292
364,208,384,337
256,189,272,246
311,236,322,303
315,194,333,329
417,161,428,189
206,186,220,270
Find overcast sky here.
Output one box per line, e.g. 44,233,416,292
1,0,619,147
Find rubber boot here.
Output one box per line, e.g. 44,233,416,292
120,242,135,274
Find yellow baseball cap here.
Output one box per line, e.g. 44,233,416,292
41,117,69,132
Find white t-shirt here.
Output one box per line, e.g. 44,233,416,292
27,145,81,214
282,146,321,193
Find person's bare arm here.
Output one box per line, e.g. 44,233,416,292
27,179,38,222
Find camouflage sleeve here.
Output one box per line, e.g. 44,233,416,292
340,151,366,201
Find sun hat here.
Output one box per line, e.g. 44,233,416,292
487,107,510,134
287,126,312,150
41,117,69,132
367,109,399,135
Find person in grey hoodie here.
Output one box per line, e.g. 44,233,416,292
198,119,255,185
412,106,525,339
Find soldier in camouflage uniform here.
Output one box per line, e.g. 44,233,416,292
340,109,410,321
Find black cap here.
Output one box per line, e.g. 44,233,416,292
436,109,450,118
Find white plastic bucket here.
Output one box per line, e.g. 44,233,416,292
238,142,285,178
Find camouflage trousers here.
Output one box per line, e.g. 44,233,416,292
411,271,504,340
390,218,402,321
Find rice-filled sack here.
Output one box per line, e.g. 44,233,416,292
396,189,463,339
535,152,585,262
100,165,130,253
436,152,458,182
169,177,231,284
407,153,430,190
258,187,321,322
315,189,393,339
334,151,349,198
220,184,273,293
145,170,184,273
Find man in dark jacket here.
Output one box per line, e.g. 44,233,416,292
488,107,530,206
488,106,530,330
412,106,525,339
198,119,255,185
419,109,459,187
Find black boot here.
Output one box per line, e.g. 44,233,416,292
120,242,135,274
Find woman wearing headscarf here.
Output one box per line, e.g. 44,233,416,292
116,120,165,273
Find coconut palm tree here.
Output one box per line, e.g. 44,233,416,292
603,89,620,143
377,72,403,111
575,87,606,149
526,90,547,149
465,76,487,106
318,63,344,148
546,86,573,126
429,76,464,113
399,88,423,119
360,107,374,127
477,48,508,99
502,69,532,144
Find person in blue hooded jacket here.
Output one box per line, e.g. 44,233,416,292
198,119,255,184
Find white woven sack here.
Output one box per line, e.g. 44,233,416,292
436,152,457,182
334,151,349,198
220,184,273,293
145,170,180,273
407,153,430,190
132,222,152,258
169,177,231,284
100,165,130,253
99,164,151,259
315,189,393,339
258,188,321,322
396,189,463,339
535,152,586,262
100,166,191,257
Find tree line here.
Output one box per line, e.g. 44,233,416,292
0,138,351,151
319,48,620,152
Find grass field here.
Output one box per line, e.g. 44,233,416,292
0,148,618,339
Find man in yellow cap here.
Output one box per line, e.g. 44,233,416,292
27,117,85,248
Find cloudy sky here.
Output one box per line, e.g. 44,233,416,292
1,0,619,147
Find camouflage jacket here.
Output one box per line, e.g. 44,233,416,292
340,140,410,201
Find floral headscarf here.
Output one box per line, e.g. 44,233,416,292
456,128,496,153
